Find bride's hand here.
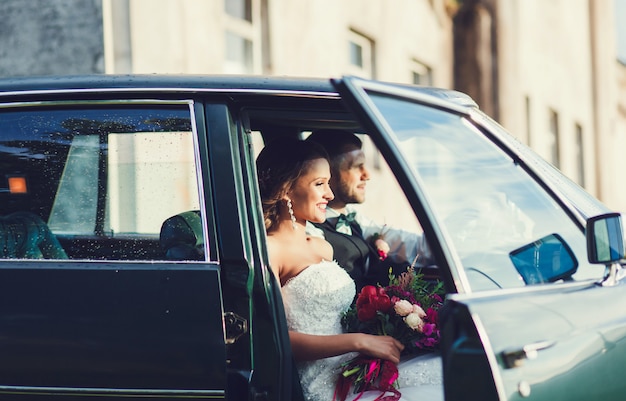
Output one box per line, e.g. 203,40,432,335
356,333,404,364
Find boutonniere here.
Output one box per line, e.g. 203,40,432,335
370,226,390,261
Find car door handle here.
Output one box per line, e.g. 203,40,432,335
501,340,556,368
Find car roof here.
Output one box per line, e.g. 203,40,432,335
0,74,478,109
0,74,337,95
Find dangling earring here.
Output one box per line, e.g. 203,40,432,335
287,199,297,230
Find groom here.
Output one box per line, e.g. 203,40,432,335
306,130,431,291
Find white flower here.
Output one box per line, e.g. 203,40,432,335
412,304,427,318
404,312,424,332
394,300,413,316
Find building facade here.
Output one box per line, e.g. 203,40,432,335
103,0,454,87
1,0,626,216
453,0,623,212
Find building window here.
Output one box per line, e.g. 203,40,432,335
350,42,363,68
411,59,432,85
225,31,253,73
347,29,374,78
223,0,260,74
548,109,560,167
575,123,585,187
225,0,251,22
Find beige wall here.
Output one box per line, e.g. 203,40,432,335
102,0,626,217
612,61,626,210
266,0,453,86
104,0,226,74
498,0,597,192
105,0,454,85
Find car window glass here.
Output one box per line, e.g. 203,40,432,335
474,112,612,218
0,104,207,262
49,134,100,233
364,92,604,290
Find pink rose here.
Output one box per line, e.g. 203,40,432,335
393,299,413,316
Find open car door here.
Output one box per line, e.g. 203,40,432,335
333,76,626,401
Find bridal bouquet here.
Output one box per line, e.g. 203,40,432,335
334,267,444,401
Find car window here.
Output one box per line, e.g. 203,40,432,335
364,92,605,290
0,103,207,262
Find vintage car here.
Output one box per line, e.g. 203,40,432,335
0,75,624,401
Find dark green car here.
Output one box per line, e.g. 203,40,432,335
0,75,623,401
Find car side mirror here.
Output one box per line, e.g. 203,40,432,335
586,213,625,264
509,233,578,285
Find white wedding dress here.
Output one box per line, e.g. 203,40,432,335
281,260,444,401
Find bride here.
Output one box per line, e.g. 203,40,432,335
256,138,443,401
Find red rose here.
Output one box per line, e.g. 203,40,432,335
356,285,392,322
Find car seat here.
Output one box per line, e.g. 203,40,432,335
0,211,68,259
159,210,204,260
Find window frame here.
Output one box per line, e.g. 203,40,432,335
346,29,375,79
0,98,213,263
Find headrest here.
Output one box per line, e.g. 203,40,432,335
159,210,204,260
0,211,68,259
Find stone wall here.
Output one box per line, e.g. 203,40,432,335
0,0,104,77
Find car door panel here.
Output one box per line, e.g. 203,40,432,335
442,282,626,401
0,97,229,400
0,261,226,399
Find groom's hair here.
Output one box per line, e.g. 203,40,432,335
306,129,362,158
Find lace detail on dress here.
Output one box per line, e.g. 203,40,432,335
281,260,356,401
397,352,443,387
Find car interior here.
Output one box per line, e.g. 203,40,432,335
0,100,440,283
159,210,204,261
242,105,441,282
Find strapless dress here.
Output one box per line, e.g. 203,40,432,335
281,260,443,401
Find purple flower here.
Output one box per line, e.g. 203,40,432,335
421,323,436,336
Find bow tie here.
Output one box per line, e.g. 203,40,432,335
335,212,357,234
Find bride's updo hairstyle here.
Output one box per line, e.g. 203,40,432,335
256,138,329,231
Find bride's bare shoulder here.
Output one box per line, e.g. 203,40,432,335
308,236,333,260
265,236,286,273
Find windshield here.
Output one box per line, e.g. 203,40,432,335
365,91,605,291
472,111,612,219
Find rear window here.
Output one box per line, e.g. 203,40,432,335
0,102,206,261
